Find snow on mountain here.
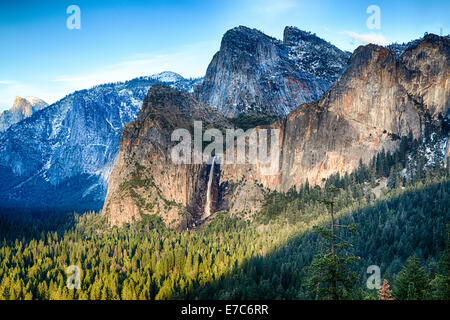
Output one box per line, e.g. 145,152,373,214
25,97,48,110
283,27,351,83
388,34,450,59
145,71,203,93
387,39,422,59
196,26,350,118
0,73,202,212
150,71,185,82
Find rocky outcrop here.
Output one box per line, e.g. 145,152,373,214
218,34,449,200
103,85,228,227
0,96,48,132
195,26,349,118
104,34,448,228
397,34,450,118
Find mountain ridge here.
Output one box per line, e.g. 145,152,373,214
195,25,350,118
217,34,449,215
0,73,202,212
104,33,449,227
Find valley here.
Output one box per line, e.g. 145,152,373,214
0,20,448,302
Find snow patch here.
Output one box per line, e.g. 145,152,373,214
150,71,184,83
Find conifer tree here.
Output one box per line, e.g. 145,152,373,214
306,185,359,300
378,279,395,300
429,231,450,300
393,254,430,300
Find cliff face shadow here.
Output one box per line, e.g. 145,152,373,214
0,209,81,243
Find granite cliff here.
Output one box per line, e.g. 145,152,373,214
105,33,448,226
103,85,228,227
195,26,350,118
217,34,449,215
0,96,48,132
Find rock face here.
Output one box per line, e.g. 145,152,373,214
195,26,350,118
219,34,449,198
103,85,228,227
0,96,48,132
104,34,448,227
0,73,202,212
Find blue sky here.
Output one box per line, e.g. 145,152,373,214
0,0,448,110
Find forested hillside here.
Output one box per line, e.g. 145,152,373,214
0,134,448,300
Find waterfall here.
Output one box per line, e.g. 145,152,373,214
204,155,216,219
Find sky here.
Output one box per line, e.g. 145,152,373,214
0,0,448,110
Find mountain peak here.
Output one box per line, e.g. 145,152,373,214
25,96,47,107
225,25,263,36
0,96,48,132
423,32,449,43
140,84,224,131
408,33,450,53
150,71,185,83
349,43,393,65
11,96,48,111
220,25,278,54
141,84,196,126
196,25,343,118
12,95,29,106
11,96,32,116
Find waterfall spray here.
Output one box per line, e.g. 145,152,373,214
204,155,216,219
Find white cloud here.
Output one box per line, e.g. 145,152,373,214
342,31,390,46
0,80,15,85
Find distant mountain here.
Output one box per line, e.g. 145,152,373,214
0,96,48,132
195,26,350,118
0,72,202,212
150,71,185,83
138,71,203,93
